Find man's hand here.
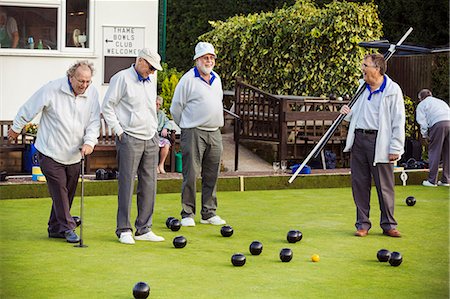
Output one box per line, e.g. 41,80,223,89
80,144,94,157
161,128,168,137
340,105,351,115
389,154,400,162
7,128,20,141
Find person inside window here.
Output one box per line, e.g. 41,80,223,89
0,7,19,48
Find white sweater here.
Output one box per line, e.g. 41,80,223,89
12,77,100,165
170,68,224,130
102,66,158,140
416,96,450,138
343,75,405,164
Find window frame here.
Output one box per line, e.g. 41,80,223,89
0,0,95,56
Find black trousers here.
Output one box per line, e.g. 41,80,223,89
38,152,80,234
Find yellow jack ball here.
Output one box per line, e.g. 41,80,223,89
311,254,320,262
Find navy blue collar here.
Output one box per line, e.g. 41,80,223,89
67,77,74,93
133,64,150,82
194,66,216,85
366,75,386,101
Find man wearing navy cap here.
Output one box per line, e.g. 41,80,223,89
102,48,165,244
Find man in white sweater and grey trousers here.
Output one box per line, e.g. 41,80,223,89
102,49,165,244
170,42,226,227
416,89,450,187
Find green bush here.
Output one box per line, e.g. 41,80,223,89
199,0,382,97
157,62,183,118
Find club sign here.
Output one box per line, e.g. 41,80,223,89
103,26,145,57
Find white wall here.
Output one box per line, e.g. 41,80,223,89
0,0,159,120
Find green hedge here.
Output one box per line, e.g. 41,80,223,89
199,0,382,96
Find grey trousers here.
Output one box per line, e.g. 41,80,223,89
180,128,223,220
38,152,80,234
427,120,450,184
350,131,397,232
115,133,159,237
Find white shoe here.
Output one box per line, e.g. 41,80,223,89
200,215,226,225
180,217,195,227
134,231,165,242
438,181,450,187
422,180,437,187
119,231,135,244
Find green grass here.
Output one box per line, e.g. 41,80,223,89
0,187,448,299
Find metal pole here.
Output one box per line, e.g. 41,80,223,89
75,157,87,248
288,27,413,184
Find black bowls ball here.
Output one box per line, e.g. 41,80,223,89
133,281,150,299
221,225,234,237
287,230,302,243
173,236,187,248
231,253,246,266
72,216,81,227
249,241,263,255
389,251,403,267
406,196,416,206
169,219,181,232
166,216,175,228
377,249,391,262
280,248,293,262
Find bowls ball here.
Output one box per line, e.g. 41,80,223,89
231,253,246,266
405,196,416,206
377,249,391,262
221,225,234,237
389,251,403,266
166,216,175,228
133,281,150,299
249,241,263,255
279,248,293,262
173,235,187,248
169,219,181,231
287,230,299,243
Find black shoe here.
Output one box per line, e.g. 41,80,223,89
48,231,65,239
64,230,80,243
72,216,82,227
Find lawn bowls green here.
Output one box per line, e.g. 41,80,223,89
406,196,416,206
173,236,187,248
231,253,246,266
169,218,181,231
221,225,234,237
389,251,403,266
377,249,391,262
249,241,263,255
166,217,175,228
280,248,293,262
133,281,150,299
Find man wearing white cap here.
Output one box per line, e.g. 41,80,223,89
102,48,165,244
170,42,226,227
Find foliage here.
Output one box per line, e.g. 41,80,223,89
165,0,296,71
403,95,417,139
199,0,382,96
431,53,449,101
24,123,38,135
157,62,183,118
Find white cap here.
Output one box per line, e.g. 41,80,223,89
138,48,163,71
193,42,216,60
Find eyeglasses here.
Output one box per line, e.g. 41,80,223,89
361,63,377,68
142,58,156,71
73,77,92,85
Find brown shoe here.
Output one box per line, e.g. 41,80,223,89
354,229,368,237
383,229,401,238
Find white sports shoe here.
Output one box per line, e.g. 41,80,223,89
200,215,226,225
181,217,196,227
119,231,135,244
422,180,437,187
134,231,165,242
438,181,450,187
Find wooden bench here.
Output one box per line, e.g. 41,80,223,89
85,116,179,173
0,120,27,173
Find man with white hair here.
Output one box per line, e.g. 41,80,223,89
102,48,165,244
416,89,450,187
170,42,226,227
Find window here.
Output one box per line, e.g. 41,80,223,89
0,5,58,49
66,0,89,48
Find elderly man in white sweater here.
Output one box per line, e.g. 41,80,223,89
340,53,405,238
170,42,226,227
416,89,450,187
8,61,100,244
102,49,164,244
